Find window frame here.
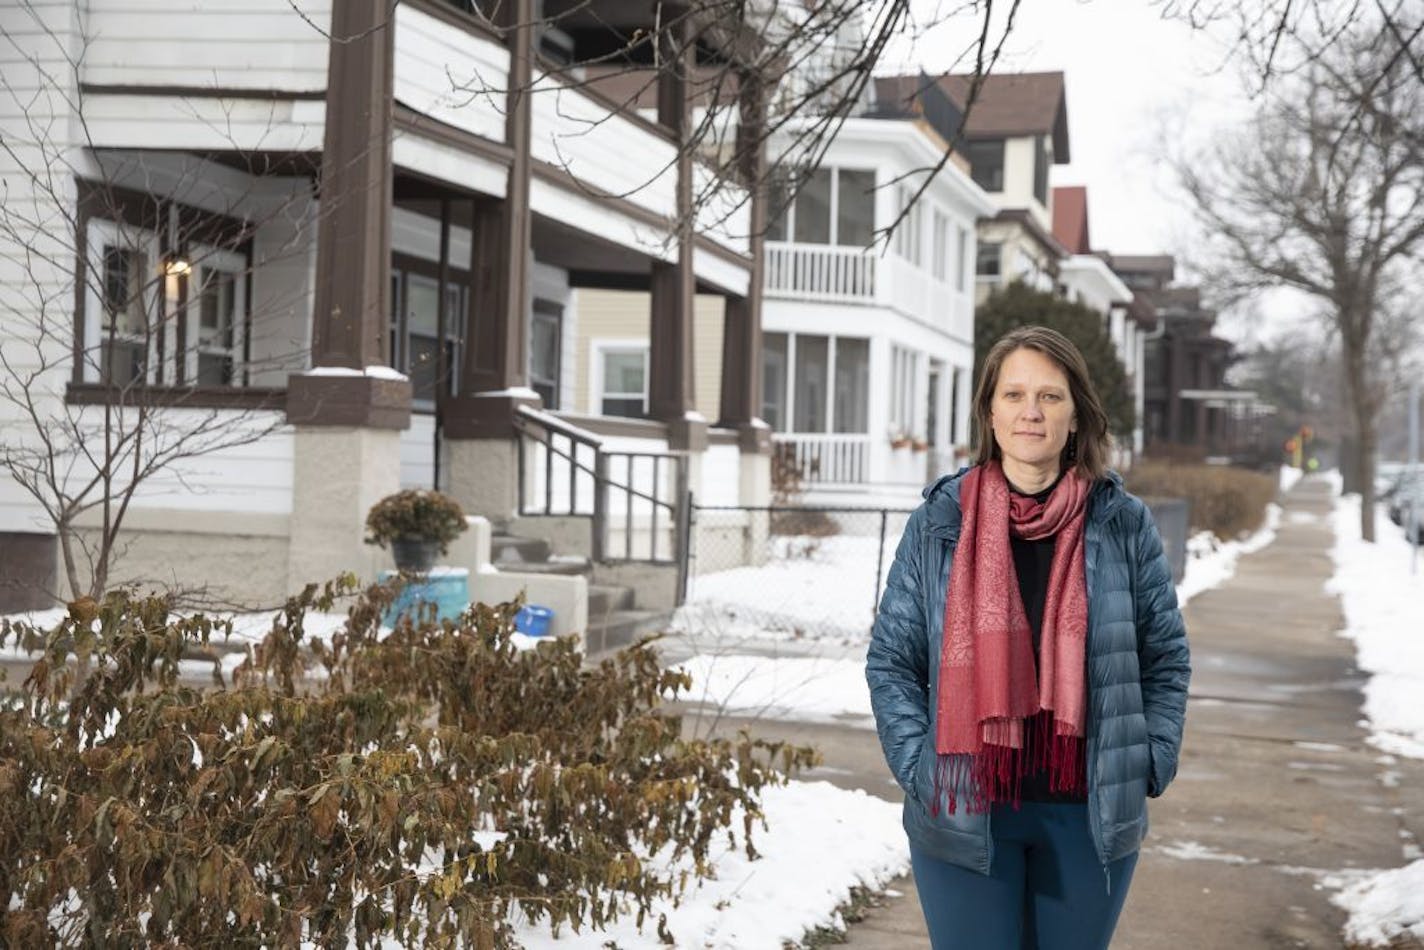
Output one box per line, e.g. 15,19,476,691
967,138,1006,193
529,298,563,410
184,244,249,388
591,339,650,419
83,218,163,387
390,252,468,412
770,166,877,246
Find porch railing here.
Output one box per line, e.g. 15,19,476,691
513,406,689,569
772,432,872,484
765,242,876,301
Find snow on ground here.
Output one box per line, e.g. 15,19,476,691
511,780,907,949
677,652,874,726
1326,493,1424,760
678,488,1284,647
1320,484,1424,947
671,496,1280,724
1176,503,1282,606
678,533,900,642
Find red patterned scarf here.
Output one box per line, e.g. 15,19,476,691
932,460,1091,814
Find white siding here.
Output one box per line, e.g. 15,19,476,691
394,4,507,145
400,414,437,489
0,1,83,534
82,94,325,152
81,1,331,92
530,75,677,217
69,407,294,515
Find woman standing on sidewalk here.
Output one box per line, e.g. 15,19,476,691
866,326,1190,949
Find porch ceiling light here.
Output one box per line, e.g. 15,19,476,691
163,255,192,277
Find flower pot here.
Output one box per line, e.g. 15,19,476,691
390,537,441,572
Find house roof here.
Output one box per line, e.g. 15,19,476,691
1106,254,1175,277
994,208,1071,261
1052,186,1090,254
936,71,1070,163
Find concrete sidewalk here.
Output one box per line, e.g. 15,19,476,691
690,477,1424,948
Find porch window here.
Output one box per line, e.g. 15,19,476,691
187,249,247,387
955,226,968,291
891,344,920,436
833,337,869,433
762,332,869,435
84,219,161,387
530,299,562,409
770,167,876,246
390,262,466,408
762,332,788,431
836,169,875,247
931,210,949,282
598,346,648,418
892,185,922,266
792,169,832,244
100,243,152,386
793,334,828,432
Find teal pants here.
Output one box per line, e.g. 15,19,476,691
910,802,1138,950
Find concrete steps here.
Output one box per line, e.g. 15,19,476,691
491,533,670,656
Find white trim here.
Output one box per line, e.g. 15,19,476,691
588,337,650,418
84,218,163,385
184,244,248,386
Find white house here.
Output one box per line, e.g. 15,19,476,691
0,0,780,640
760,82,995,506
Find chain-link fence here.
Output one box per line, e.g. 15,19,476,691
679,505,916,642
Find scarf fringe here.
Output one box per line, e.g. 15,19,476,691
929,714,1086,816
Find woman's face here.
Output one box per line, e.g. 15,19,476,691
989,347,1077,477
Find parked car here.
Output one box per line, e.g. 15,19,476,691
1388,481,1424,542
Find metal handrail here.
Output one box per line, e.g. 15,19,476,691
513,406,687,565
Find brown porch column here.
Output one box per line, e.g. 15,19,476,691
444,0,536,442
286,0,408,593
648,13,707,452
717,68,771,455
442,0,536,528
289,0,408,428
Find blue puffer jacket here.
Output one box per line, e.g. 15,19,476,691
866,467,1190,874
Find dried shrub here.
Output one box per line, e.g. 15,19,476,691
1124,461,1278,540
365,489,468,553
0,580,816,947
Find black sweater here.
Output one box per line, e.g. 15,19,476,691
1009,476,1088,803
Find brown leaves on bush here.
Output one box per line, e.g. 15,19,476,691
1124,462,1279,540
0,579,816,947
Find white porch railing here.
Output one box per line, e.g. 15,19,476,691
765,242,970,336
765,243,876,301
772,433,872,485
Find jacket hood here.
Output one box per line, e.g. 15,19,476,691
922,465,1129,538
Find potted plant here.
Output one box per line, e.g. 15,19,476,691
365,489,467,572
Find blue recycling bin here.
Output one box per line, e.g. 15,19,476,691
514,604,554,637
379,567,470,627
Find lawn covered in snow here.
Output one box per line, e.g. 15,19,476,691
1324,483,1424,947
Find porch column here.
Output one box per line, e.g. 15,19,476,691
718,69,772,456
443,0,536,525
648,13,707,452
286,0,409,592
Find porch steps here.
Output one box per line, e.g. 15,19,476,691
489,534,672,658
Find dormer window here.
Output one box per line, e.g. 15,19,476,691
966,139,1005,192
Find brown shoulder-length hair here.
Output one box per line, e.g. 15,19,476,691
972,325,1112,480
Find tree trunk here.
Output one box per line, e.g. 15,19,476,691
1341,330,1376,542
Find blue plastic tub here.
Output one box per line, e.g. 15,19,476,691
513,604,554,637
